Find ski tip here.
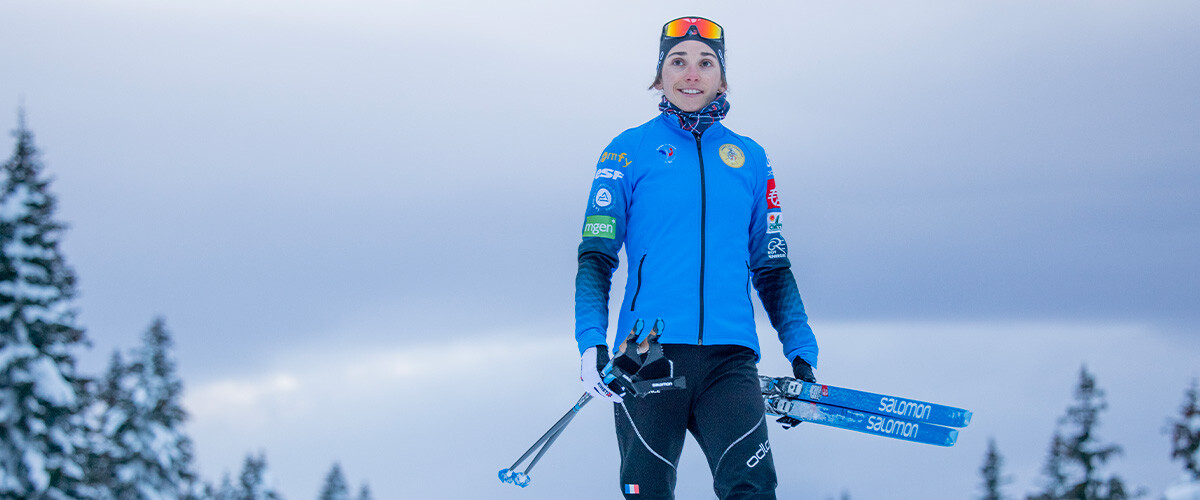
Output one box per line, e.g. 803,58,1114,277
944,428,959,447
962,410,973,427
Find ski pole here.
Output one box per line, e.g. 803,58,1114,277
499,392,593,488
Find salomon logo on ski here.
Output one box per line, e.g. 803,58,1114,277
760,375,972,447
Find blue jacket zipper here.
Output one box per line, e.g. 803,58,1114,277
694,130,706,345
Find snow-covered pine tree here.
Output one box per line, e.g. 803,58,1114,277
81,350,127,498
86,318,199,498
236,452,283,500
0,108,89,498
129,318,198,497
317,462,350,500
980,437,1010,500
1170,379,1200,480
1163,378,1200,500
202,472,239,500
1028,366,1140,500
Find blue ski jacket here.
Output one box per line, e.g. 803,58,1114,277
574,113,818,367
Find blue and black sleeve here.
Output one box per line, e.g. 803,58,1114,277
574,143,631,354
747,144,818,367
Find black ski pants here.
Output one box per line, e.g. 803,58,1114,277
613,344,777,500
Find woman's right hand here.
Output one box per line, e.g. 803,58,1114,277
581,346,623,403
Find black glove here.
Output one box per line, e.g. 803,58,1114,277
594,345,610,372
792,357,816,383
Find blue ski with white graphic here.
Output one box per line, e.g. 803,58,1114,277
760,376,972,428
763,396,960,447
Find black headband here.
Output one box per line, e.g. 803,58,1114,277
655,24,726,79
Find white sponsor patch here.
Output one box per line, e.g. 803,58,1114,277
594,187,612,208
766,212,782,234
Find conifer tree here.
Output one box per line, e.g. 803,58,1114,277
356,483,373,500
1029,433,1069,500
86,318,199,498
236,452,283,500
203,472,238,500
1028,366,1139,500
0,108,89,498
1169,379,1200,480
318,462,350,500
980,437,1011,500
81,350,127,498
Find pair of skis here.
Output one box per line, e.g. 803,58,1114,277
760,376,972,447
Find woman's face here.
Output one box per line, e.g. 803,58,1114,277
655,40,726,112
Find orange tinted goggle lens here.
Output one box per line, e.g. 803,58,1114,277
662,18,723,40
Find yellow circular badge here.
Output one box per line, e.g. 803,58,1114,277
719,144,745,168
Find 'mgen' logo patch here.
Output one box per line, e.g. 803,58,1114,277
583,215,617,239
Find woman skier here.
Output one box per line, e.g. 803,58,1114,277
575,16,820,500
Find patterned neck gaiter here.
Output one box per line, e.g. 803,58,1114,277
658,93,730,135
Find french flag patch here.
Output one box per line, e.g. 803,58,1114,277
624,484,640,494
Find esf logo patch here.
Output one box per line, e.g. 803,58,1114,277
583,215,617,239
656,144,676,163
766,212,783,234
599,151,632,168
595,168,624,180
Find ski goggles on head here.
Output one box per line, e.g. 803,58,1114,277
661,17,724,42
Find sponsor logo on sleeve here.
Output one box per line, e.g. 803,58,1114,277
767,237,787,259
766,179,781,209
592,186,613,210
719,144,745,168
766,212,783,234
599,151,632,168
595,168,624,180
583,215,617,239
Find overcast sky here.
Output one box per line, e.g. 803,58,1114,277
4,1,1199,498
